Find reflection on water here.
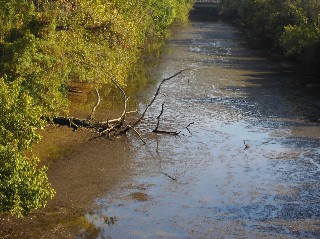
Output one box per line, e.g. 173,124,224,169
86,22,320,238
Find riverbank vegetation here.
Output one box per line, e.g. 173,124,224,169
0,0,194,217
219,0,320,74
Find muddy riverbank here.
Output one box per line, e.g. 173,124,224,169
0,129,135,238
0,81,146,238
1,21,320,239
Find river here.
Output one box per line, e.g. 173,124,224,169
84,22,320,238
1,21,320,239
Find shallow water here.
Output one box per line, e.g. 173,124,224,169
84,22,320,238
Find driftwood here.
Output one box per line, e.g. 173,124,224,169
51,70,185,140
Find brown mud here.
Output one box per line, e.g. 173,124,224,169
0,81,141,238
0,128,135,238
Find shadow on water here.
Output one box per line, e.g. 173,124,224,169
189,5,220,22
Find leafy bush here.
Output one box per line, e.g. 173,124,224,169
0,79,54,217
0,146,54,217
219,0,320,67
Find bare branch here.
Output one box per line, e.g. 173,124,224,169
186,122,194,129
133,69,185,127
152,103,180,135
88,87,101,120
161,172,177,181
128,126,146,145
69,119,79,130
127,110,138,114
153,129,180,135
154,103,165,132
110,77,127,123
52,69,187,142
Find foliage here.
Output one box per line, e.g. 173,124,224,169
219,0,320,67
0,145,54,217
281,24,320,58
0,0,193,216
0,78,43,151
0,78,54,217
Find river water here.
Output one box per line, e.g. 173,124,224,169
83,22,320,238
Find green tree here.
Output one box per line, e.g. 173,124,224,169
0,78,55,217
219,0,320,69
0,0,194,217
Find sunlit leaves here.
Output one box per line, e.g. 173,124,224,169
0,145,55,217
281,24,320,57
0,0,193,217
0,78,44,151
53,0,194,87
219,0,320,64
0,78,55,217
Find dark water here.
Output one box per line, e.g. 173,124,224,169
85,22,320,238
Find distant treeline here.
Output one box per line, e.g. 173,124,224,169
0,0,194,217
219,0,320,71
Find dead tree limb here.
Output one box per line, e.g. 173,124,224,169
128,125,146,145
133,69,184,127
186,122,194,129
51,70,184,141
152,103,180,135
88,87,101,120
153,129,180,135
154,103,165,132
161,172,177,181
110,77,127,123
185,122,194,135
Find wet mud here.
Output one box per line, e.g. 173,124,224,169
1,22,320,238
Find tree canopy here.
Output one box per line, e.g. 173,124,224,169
219,0,320,69
0,0,194,217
